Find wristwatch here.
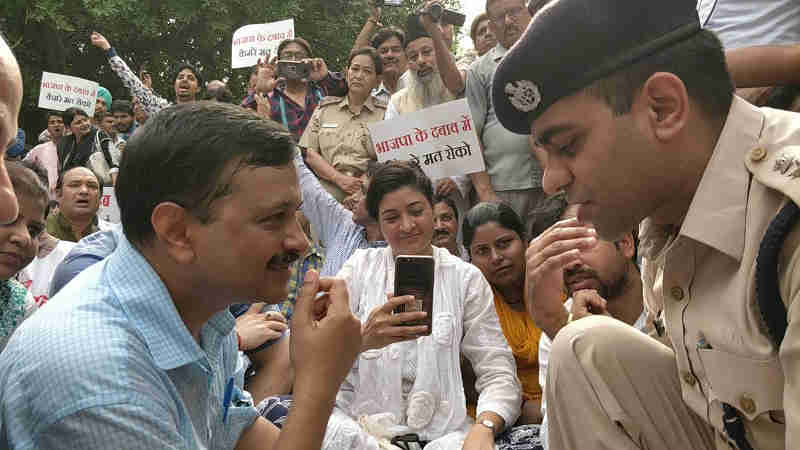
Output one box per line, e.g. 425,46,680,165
479,419,496,432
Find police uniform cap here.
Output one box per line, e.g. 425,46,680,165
492,0,702,135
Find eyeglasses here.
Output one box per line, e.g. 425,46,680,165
489,6,526,25
279,51,308,61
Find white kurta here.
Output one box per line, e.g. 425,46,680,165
323,247,521,449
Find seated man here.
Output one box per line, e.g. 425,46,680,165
46,166,111,242
432,195,467,260
532,205,648,449
0,102,362,449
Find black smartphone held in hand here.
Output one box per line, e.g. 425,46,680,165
276,60,311,80
393,255,434,335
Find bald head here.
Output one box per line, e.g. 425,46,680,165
0,36,22,224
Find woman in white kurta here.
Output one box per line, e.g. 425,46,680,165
322,161,522,449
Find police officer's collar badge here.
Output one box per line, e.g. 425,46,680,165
505,80,541,112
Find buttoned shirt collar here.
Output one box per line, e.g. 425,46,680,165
678,96,765,261
337,94,379,114
106,235,235,371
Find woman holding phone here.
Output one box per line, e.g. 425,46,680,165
323,161,534,450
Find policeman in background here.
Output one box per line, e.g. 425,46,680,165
491,0,800,448
300,47,386,204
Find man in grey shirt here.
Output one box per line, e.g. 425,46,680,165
466,0,549,233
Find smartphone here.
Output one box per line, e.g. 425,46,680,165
276,60,311,80
393,255,434,335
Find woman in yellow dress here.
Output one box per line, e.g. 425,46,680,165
462,202,559,425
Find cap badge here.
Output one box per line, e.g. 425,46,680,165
505,80,541,112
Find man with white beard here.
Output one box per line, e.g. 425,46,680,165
385,5,471,243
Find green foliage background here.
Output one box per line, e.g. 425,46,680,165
1,0,461,143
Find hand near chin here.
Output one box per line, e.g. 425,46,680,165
571,289,611,321
525,216,596,338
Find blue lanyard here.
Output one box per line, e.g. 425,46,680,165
277,88,325,129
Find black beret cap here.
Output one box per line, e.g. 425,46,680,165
492,0,701,134
405,14,431,49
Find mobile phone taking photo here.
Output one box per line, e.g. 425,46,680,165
393,255,434,335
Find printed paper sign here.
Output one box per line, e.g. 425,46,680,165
231,19,295,69
99,187,120,224
37,72,99,116
369,99,486,179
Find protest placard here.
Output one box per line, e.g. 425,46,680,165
231,19,295,69
99,187,120,224
38,72,99,116
368,99,486,180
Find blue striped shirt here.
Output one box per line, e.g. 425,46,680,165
0,235,258,449
295,153,386,277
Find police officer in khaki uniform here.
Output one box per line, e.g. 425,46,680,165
300,47,387,203
490,0,800,449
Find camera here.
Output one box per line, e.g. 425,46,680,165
419,2,466,27
276,60,312,81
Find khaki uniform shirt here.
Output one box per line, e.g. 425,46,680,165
639,97,800,449
298,95,386,177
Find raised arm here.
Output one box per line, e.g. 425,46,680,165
727,44,800,88
419,3,466,96
90,32,170,115
352,4,382,54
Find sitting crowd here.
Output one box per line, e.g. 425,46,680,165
2,0,800,449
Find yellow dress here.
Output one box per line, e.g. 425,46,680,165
492,290,543,402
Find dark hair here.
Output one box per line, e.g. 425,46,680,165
44,110,64,122
585,29,733,124
433,195,458,222
462,202,526,255
173,64,204,90
111,99,134,115
366,160,433,221
8,160,49,216
277,38,313,58
94,111,108,121
56,166,103,195
116,101,295,245
470,12,489,43
63,107,89,127
348,47,383,76
205,86,234,103
371,26,406,50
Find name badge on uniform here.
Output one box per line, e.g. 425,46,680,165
322,123,339,128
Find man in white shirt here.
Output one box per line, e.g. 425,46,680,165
531,205,647,449
24,111,64,200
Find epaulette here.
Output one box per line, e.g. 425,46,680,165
319,96,344,107
745,144,800,207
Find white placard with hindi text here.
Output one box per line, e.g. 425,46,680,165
37,72,98,117
98,187,120,224
231,19,295,69
369,99,486,180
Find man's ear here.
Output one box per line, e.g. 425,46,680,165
615,232,635,260
638,72,690,143
151,202,196,264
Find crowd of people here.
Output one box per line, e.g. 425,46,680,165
0,0,800,448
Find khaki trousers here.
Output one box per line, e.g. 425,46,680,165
546,316,716,450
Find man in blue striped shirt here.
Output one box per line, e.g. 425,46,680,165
0,102,362,449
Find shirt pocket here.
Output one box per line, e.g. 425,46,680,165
433,312,455,346
317,123,341,156
697,347,783,421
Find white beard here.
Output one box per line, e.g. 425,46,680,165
403,69,454,112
